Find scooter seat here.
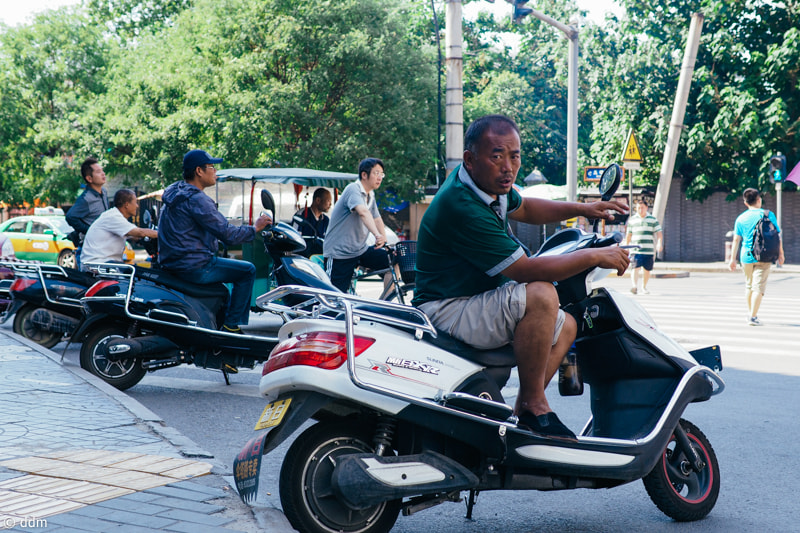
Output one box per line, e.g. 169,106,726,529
425,330,516,368
133,266,229,299
43,267,96,287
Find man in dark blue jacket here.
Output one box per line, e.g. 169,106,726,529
158,150,271,333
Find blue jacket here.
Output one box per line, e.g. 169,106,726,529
158,181,255,271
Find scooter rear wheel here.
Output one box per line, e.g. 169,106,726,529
280,420,401,533
13,304,62,349
79,324,146,391
643,418,720,521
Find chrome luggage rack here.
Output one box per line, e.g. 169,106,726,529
0,261,85,306
255,284,437,339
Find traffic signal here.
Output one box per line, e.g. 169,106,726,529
506,0,532,23
769,154,786,183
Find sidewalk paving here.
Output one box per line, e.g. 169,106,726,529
0,331,277,532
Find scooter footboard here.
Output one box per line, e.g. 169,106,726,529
588,370,714,442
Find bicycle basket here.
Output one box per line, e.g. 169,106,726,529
395,241,416,284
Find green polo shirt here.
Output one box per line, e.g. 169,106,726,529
412,166,524,307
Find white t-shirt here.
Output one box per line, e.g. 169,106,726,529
80,208,136,269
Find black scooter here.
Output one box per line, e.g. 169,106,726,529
71,191,338,390
0,262,96,348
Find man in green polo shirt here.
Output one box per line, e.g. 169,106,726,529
413,115,630,440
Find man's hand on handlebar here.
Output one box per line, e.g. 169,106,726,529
254,214,273,232
374,234,387,248
594,246,631,277
584,199,629,222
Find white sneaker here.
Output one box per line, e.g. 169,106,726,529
641,288,650,295
749,317,763,326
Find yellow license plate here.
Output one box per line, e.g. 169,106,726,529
254,398,292,431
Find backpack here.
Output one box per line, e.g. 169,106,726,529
751,210,780,263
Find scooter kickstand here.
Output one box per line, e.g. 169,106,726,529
465,489,478,520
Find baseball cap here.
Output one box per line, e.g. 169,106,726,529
183,149,223,172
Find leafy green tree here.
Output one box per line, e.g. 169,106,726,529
582,0,800,199
93,0,438,200
462,0,583,185
0,6,115,204
87,0,194,43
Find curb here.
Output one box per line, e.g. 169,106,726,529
3,330,216,462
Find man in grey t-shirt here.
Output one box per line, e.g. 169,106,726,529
323,157,392,292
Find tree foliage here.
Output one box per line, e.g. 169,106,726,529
1,0,798,207
0,0,436,205
0,6,114,204
93,0,437,200
87,0,194,43
582,0,800,199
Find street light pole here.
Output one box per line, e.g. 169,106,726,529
525,9,579,202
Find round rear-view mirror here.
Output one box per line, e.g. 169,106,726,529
599,164,622,201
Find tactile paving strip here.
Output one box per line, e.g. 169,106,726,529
0,449,212,528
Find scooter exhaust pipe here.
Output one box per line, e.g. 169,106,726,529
30,308,80,334
331,451,479,510
104,336,180,361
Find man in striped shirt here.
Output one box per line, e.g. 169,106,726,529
625,198,663,294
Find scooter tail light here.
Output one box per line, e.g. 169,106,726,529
85,280,120,298
9,278,37,292
263,331,375,375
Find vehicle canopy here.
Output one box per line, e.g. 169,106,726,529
215,168,358,223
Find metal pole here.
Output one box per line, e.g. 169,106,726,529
566,26,579,202
628,168,634,209
528,10,579,202
431,0,443,187
652,12,704,225
445,0,463,174
776,181,782,236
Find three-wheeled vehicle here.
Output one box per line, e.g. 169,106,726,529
208,167,359,307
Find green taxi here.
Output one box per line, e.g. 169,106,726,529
0,213,78,267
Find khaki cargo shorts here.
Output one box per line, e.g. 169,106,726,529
743,262,771,295
418,282,566,350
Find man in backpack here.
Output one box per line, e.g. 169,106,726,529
728,188,785,326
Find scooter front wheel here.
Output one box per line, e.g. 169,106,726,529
13,304,62,349
643,418,720,521
280,420,401,533
79,325,146,391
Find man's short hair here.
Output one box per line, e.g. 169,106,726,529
358,158,384,180
637,198,649,207
464,115,520,153
312,188,331,202
743,188,761,206
80,157,99,182
113,189,136,208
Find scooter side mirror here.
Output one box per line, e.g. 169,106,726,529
142,210,152,227
260,189,276,216
598,164,622,202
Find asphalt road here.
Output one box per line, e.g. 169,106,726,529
6,271,800,532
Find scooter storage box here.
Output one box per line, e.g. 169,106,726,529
574,328,681,382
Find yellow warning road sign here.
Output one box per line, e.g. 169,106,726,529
621,129,643,162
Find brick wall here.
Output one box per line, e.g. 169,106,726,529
662,180,799,264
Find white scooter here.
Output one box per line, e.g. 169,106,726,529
233,164,725,533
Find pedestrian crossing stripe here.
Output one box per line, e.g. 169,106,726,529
622,129,643,162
